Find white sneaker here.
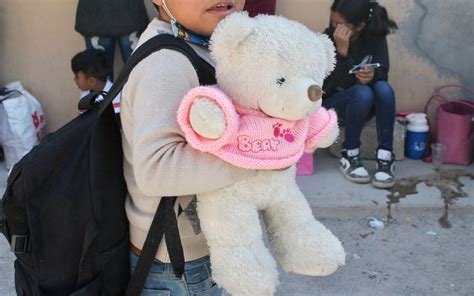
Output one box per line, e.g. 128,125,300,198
372,150,395,189
339,150,371,184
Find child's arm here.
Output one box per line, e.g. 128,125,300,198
177,86,239,152
322,28,356,95
370,37,390,84
124,50,256,197
304,107,339,153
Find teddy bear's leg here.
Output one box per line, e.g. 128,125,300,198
197,189,278,296
263,168,346,276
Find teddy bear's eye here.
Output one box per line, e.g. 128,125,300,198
276,77,286,86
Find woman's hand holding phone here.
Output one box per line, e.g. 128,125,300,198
356,67,375,84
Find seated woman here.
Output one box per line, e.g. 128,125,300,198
322,0,398,189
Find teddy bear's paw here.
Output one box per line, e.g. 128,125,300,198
189,98,226,139
278,237,346,276
278,240,346,276
271,220,346,276
282,260,343,277
209,242,278,296
317,124,339,148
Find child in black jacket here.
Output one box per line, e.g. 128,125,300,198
322,0,398,189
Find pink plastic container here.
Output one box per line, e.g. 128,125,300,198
296,153,314,176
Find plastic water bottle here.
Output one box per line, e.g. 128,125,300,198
406,113,429,159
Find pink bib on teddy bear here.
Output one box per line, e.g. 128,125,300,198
177,85,337,170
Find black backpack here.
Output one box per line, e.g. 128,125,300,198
0,34,216,296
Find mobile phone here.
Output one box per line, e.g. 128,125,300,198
348,63,381,74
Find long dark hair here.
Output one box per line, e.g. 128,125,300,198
330,0,398,42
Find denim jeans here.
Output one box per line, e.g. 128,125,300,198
85,32,140,80
322,81,396,151
130,251,222,296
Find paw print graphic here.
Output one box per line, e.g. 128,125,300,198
273,123,283,137
273,123,295,143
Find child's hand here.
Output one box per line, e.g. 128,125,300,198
356,67,375,84
333,24,352,57
189,98,226,139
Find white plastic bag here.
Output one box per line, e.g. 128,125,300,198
0,81,47,170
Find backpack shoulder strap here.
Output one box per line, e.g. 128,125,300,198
98,34,215,116
125,196,177,296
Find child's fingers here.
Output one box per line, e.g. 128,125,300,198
340,27,350,38
358,67,375,76
343,27,353,39
335,25,351,41
357,73,372,80
356,70,374,80
356,71,367,78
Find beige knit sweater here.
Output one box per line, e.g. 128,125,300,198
121,19,256,262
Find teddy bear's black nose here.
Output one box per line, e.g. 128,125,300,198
308,85,323,102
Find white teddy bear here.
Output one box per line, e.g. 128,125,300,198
177,12,345,296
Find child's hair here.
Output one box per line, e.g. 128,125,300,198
71,49,109,82
331,0,398,42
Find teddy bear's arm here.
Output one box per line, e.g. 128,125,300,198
304,107,339,152
315,123,339,148
177,86,240,152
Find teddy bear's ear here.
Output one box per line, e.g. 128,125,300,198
210,12,256,61
316,33,337,77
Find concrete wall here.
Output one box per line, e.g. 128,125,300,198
1,0,472,132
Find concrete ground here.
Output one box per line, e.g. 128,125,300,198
1,150,473,295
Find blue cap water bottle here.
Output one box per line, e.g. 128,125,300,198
406,113,429,159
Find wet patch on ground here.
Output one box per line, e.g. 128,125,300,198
385,169,474,228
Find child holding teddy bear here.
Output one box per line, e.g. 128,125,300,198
121,1,344,295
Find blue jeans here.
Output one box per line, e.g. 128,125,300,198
322,81,396,151
85,32,139,80
130,251,222,296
